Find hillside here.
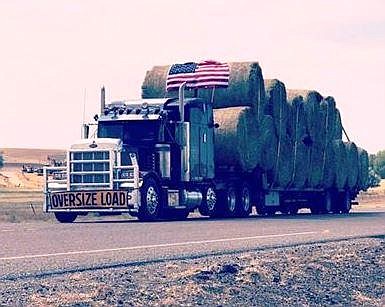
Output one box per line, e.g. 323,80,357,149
0,148,65,189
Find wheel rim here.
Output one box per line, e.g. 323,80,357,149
146,186,159,215
227,189,236,212
242,187,251,212
206,187,216,211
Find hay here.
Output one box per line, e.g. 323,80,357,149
321,97,338,141
334,109,343,140
142,66,170,99
357,148,369,190
287,95,309,188
332,140,348,190
213,107,260,172
345,142,359,189
287,90,323,143
260,115,277,172
141,62,266,118
321,144,336,189
264,79,290,139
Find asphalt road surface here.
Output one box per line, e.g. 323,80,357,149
0,206,384,281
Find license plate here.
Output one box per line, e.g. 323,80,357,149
49,191,132,209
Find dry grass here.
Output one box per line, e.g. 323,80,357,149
0,148,65,164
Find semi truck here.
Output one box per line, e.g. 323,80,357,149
44,84,361,223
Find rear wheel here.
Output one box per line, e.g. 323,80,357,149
54,212,77,223
312,191,332,214
219,185,238,218
138,177,162,221
236,183,252,217
199,185,218,217
339,191,351,214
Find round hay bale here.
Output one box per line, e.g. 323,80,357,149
334,108,343,140
307,141,325,188
287,90,323,143
260,115,277,172
332,140,348,190
264,79,290,139
320,97,338,141
273,136,294,188
141,62,266,118
321,143,335,189
142,66,170,99
357,148,369,190
213,106,261,172
345,142,359,189
287,95,310,188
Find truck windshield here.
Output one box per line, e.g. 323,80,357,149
97,120,160,145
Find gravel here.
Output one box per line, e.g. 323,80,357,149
0,237,384,306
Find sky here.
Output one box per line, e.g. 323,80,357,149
0,0,384,153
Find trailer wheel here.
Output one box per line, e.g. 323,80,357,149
138,177,162,221
312,191,332,214
54,212,77,223
199,185,218,217
219,185,237,217
340,191,351,214
236,183,252,217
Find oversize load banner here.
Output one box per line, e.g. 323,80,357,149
50,191,132,208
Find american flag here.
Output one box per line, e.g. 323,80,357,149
166,60,229,91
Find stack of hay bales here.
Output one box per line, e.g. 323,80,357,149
141,61,368,192
142,62,266,173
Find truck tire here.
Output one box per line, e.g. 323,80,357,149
138,177,162,221
199,185,218,217
219,185,238,218
54,212,77,223
339,191,351,214
311,191,332,214
236,183,252,217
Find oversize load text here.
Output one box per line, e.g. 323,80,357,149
50,191,132,208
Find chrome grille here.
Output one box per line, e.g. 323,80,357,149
69,150,111,189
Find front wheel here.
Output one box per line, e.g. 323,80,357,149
138,177,162,221
54,212,77,223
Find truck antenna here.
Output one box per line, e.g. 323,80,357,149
82,88,87,126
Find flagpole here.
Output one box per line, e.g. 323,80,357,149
210,86,216,104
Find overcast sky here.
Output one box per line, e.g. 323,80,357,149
0,0,384,153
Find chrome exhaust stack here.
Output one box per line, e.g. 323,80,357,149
101,86,105,114
178,82,190,182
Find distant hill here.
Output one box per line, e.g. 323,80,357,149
0,148,65,189
0,148,65,165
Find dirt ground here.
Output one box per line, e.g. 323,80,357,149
0,237,383,306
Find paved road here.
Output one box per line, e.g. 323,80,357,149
0,206,384,280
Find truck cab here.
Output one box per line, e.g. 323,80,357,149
44,85,217,222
